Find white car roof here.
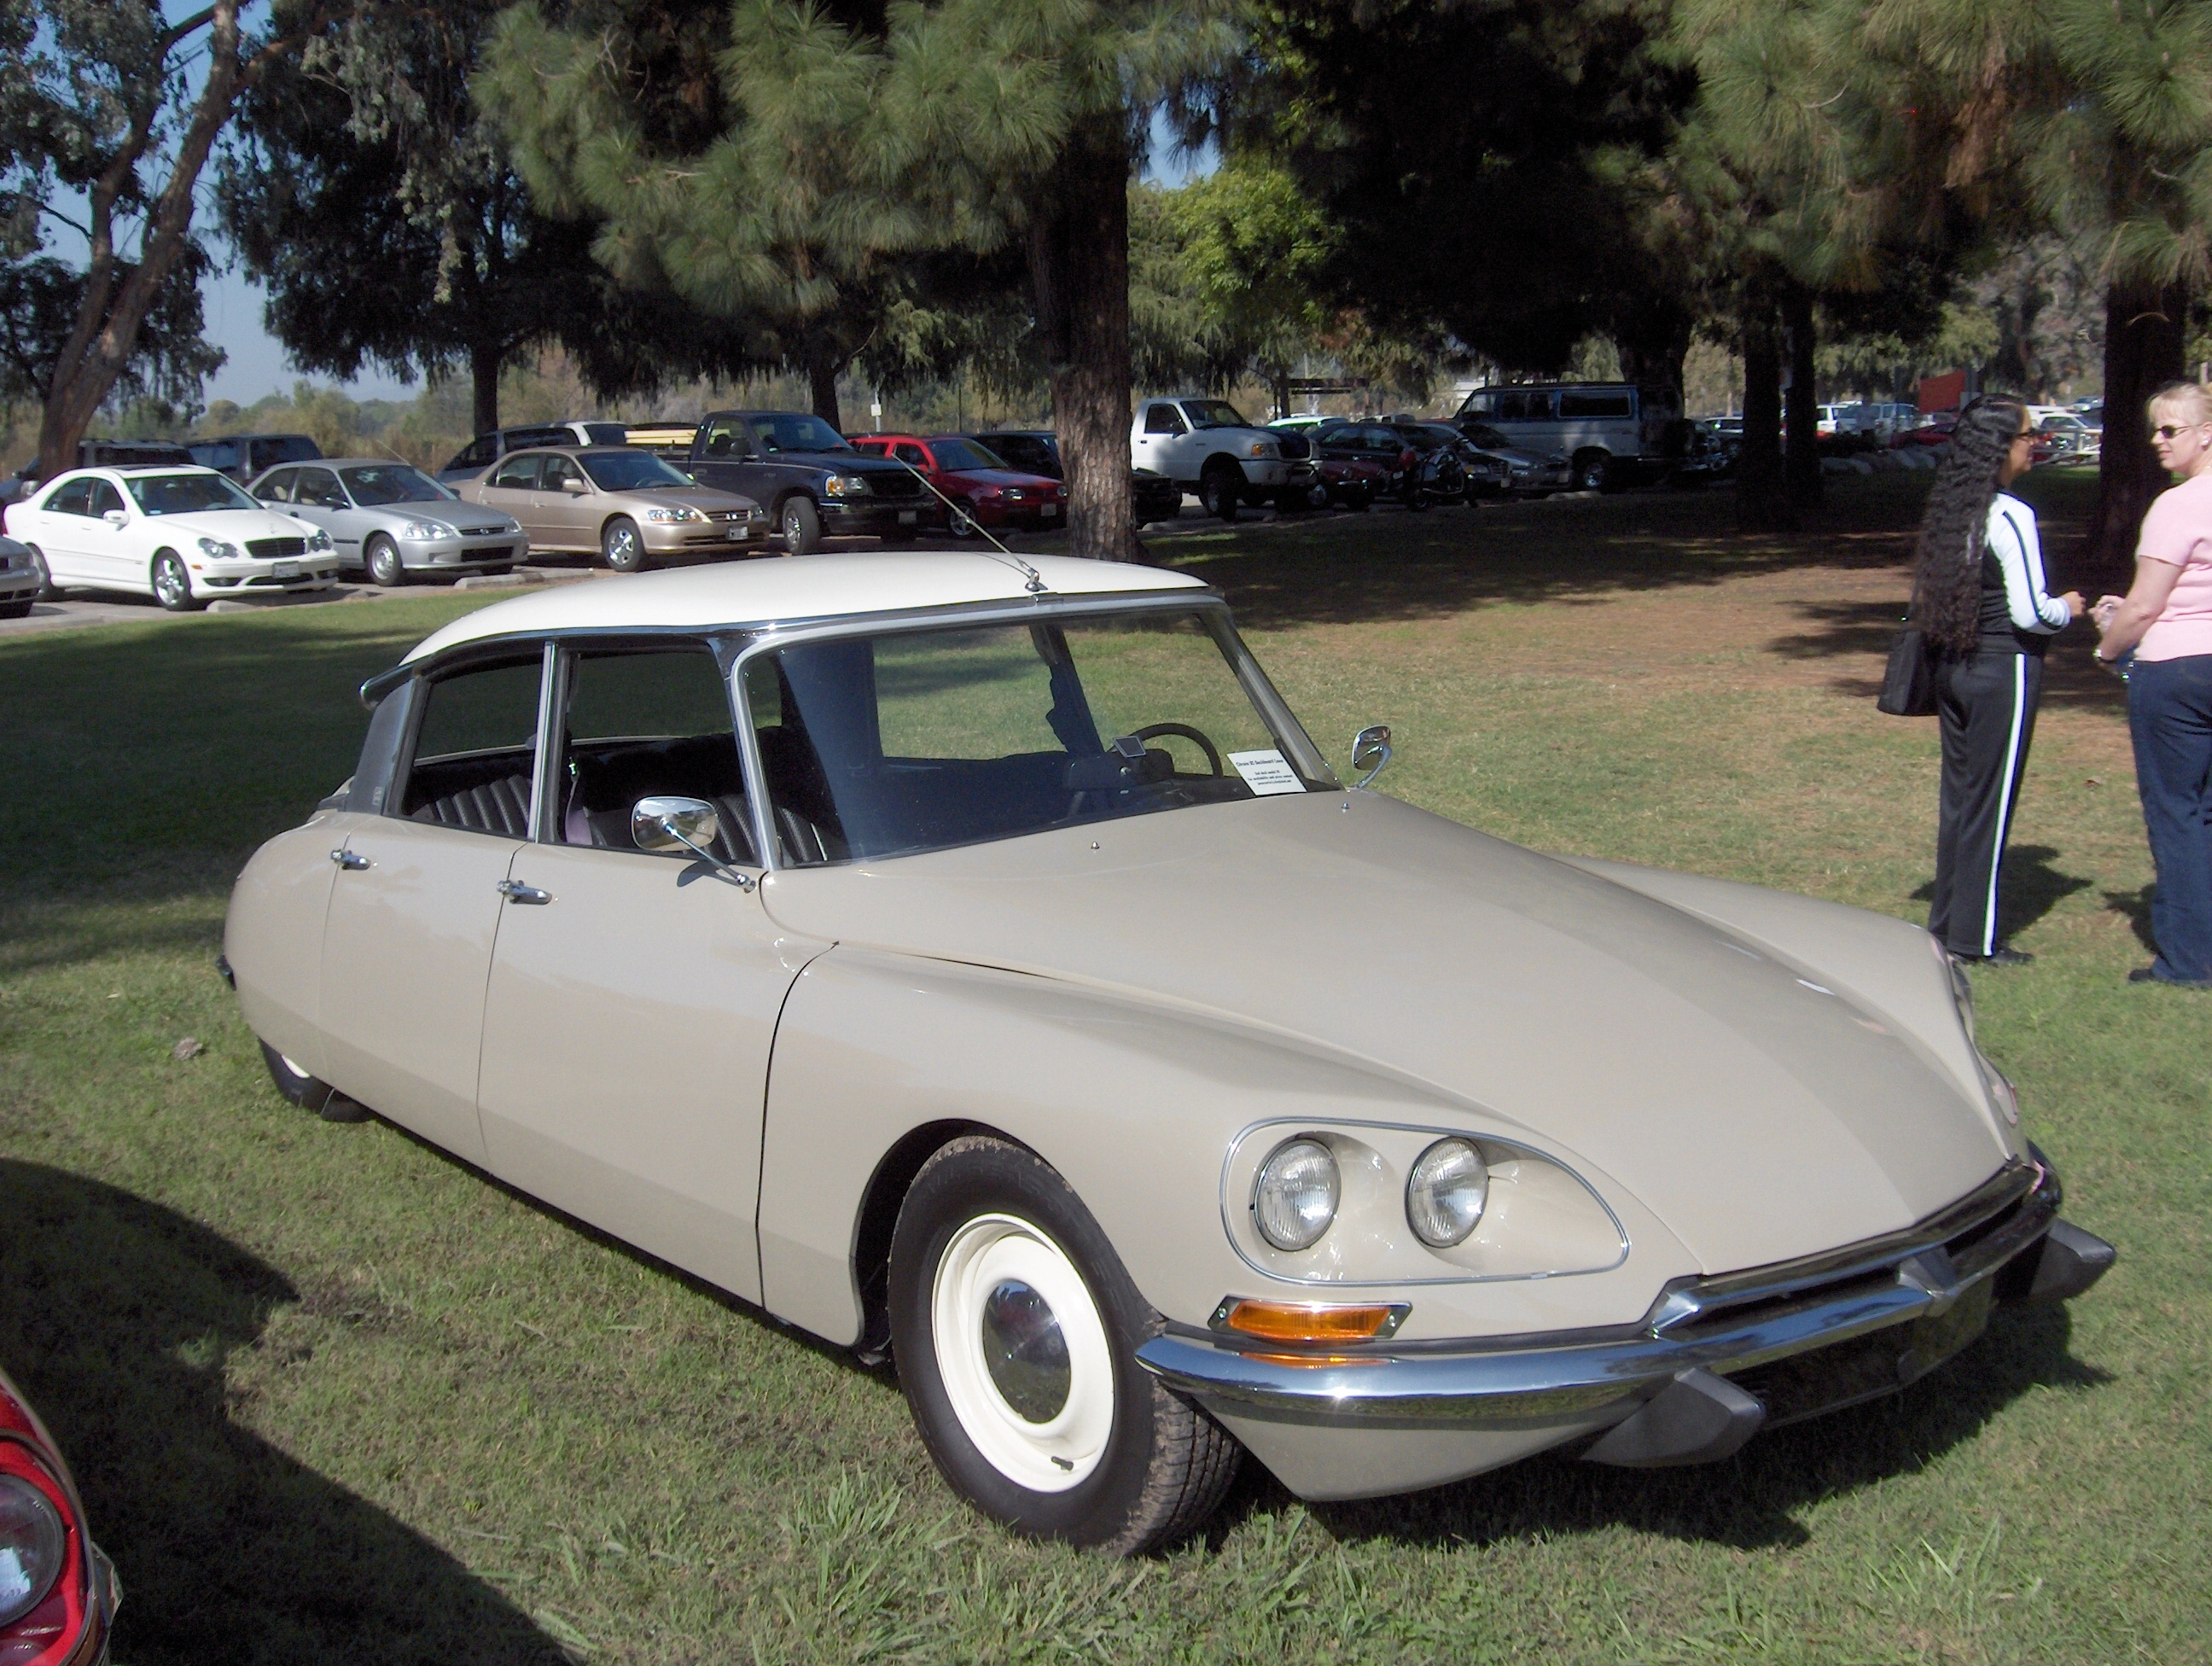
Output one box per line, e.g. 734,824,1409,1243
403,552,1210,663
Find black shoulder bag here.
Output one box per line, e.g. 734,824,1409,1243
1876,615,1936,716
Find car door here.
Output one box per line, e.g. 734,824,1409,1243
81,477,141,591
319,650,548,1162
1134,401,1191,480
24,477,96,582
532,454,596,550
474,642,822,1303
474,452,545,548
287,466,358,562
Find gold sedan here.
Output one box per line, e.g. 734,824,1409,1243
458,445,766,570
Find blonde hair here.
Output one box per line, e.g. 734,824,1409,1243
2148,381,2212,428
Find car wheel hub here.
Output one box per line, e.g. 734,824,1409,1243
932,1214,1111,1491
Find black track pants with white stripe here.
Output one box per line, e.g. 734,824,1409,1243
1928,646,2043,958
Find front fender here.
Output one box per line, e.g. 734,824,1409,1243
755,948,1693,1349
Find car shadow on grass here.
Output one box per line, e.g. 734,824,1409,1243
1244,1300,2104,1555
0,1160,573,1666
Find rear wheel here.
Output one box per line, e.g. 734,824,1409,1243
364,533,405,587
889,1136,1239,1553
259,1040,368,1123
1574,449,1611,492
150,550,202,612
601,516,647,573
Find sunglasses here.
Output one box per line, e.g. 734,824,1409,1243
2153,423,2207,440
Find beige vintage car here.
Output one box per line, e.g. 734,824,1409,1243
220,553,2111,1552
455,445,765,570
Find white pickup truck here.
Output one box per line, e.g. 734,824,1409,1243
1129,397,1289,521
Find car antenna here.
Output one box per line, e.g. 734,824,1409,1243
879,451,1051,591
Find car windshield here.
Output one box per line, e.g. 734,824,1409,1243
746,415,854,455
125,472,261,515
742,608,1336,865
930,439,1002,471
1182,400,1254,430
578,451,695,491
341,464,451,505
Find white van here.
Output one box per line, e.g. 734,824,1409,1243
1451,383,1682,491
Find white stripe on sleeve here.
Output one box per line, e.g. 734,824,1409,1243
1987,496,2070,632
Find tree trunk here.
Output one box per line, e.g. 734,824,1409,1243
1027,108,1135,562
1783,280,1822,515
806,335,841,428
1737,280,1792,533
1615,305,1691,400
472,342,501,436
36,1,255,481
2089,277,2189,586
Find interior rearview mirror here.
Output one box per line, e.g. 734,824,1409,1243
632,795,720,857
1351,724,1393,789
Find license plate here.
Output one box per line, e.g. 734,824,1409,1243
898,510,917,526
1041,503,1059,517
272,561,300,580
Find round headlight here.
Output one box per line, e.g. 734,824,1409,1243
0,1472,67,1627
1406,1138,1488,1248
1252,1138,1339,1251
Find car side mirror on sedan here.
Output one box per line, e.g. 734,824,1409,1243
632,796,757,890
561,477,588,495
1351,724,1393,789
102,509,127,527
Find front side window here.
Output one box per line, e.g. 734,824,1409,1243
258,469,298,503
929,439,998,471
699,417,749,457
541,456,585,492
125,473,260,515
894,443,928,467
1143,405,1187,435
487,454,542,490
742,608,1335,866
555,647,754,863
576,451,692,492
399,656,544,837
295,469,347,510
192,440,242,470
341,464,451,505
86,479,125,518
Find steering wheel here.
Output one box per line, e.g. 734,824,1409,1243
1132,721,1225,777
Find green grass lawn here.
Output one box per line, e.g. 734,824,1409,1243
3,473,2206,1664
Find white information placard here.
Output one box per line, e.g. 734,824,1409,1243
1228,749,1306,796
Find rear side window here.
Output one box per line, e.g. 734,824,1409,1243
398,655,545,837
488,454,542,490
256,436,322,468
1559,390,1632,418
579,423,630,445
453,436,498,469
42,479,93,516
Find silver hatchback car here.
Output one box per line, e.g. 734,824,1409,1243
251,458,525,586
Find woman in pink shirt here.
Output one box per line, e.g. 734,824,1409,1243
2094,380,2212,986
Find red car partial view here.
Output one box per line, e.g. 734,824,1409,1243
0,1368,114,1666
851,434,1063,537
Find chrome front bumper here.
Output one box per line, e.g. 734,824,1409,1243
1138,1151,2109,1493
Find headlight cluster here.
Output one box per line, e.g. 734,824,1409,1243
822,474,870,498
196,535,240,560
643,505,702,522
399,519,458,540
306,528,333,551
1252,1134,1490,1252
0,1472,65,1627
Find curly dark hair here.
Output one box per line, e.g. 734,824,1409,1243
1912,396,2029,657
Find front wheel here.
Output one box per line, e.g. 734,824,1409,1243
259,1040,368,1123
1199,470,1240,523
779,496,823,556
364,533,405,587
1574,450,1611,492
151,550,202,612
601,516,647,573
888,1136,1239,1553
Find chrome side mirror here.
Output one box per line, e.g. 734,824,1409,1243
1351,724,1393,789
633,795,720,854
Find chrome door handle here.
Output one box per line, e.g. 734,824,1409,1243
497,879,552,905
330,849,370,870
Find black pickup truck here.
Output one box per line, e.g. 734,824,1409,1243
684,411,941,554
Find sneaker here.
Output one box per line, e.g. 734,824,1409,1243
1956,947,2034,967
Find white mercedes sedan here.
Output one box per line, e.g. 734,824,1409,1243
220,553,2111,1553
3,465,339,610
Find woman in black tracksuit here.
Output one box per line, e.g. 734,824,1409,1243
1916,397,2086,965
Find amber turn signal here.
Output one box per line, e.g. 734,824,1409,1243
1212,1298,1408,1344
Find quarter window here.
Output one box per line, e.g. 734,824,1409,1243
1559,390,1632,418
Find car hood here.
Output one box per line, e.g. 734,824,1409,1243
361,504,517,528
608,486,758,514
757,790,2009,1273
140,508,322,545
